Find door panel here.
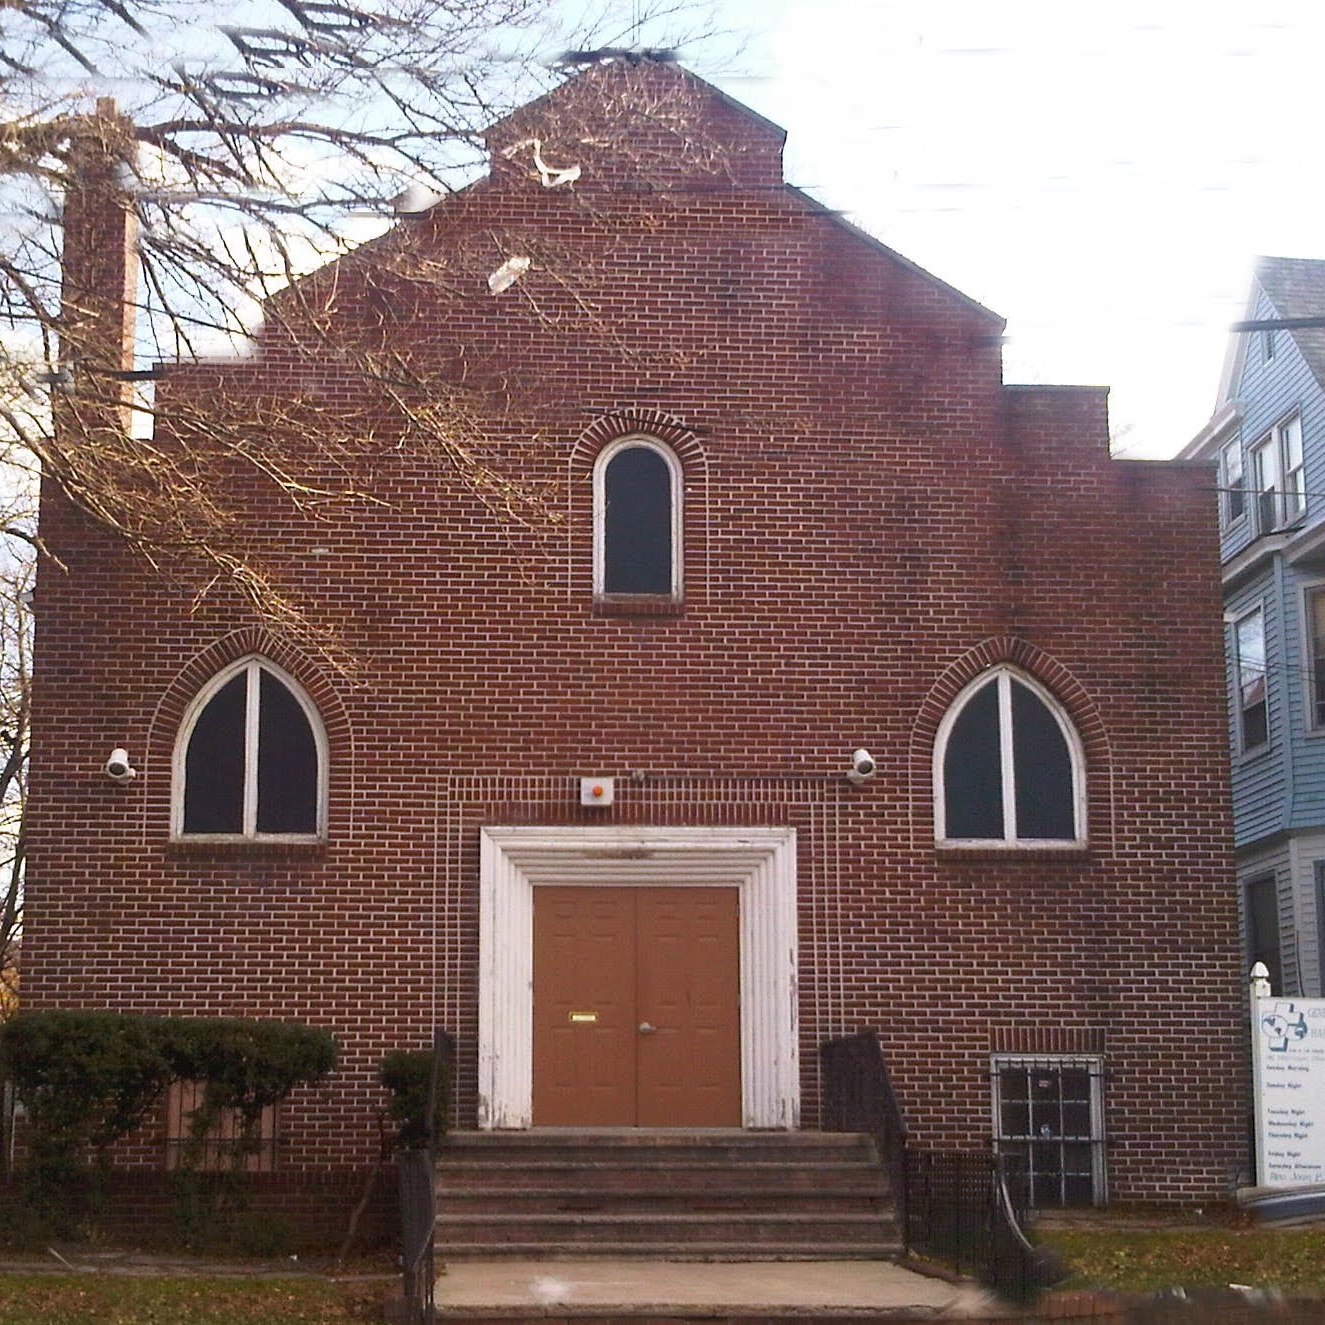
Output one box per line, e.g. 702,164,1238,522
637,888,741,1126
532,888,636,1125
531,886,740,1127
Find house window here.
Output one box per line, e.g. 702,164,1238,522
164,1080,277,1171
1233,608,1268,752
1263,328,1276,363
991,1056,1105,1208
1315,863,1325,998
1306,588,1325,729
1244,874,1283,995
1252,414,1304,531
174,657,326,839
933,667,1084,847
593,436,682,598
1221,440,1246,527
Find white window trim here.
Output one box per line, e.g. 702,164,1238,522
932,666,1086,849
1302,582,1325,734
1252,412,1305,531
1232,605,1269,754
171,655,328,841
592,434,683,599
990,1054,1106,1208
1220,438,1246,529
1280,413,1305,524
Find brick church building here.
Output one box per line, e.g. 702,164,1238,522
22,58,1244,1207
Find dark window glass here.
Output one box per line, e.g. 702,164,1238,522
944,679,1003,839
1245,875,1283,994
181,663,321,838
603,446,672,594
256,669,318,834
183,673,246,833
942,671,1080,844
1012,680,1075,839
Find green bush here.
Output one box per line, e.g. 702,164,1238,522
379,1049,448,1150
0,1010,338,1181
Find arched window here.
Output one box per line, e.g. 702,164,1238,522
173,657,327,839
593,436,682,598
934,667,1085,847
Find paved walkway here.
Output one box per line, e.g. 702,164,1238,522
433,1259,1010,1318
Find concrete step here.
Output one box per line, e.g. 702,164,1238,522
440,1187,888,1215
436,1211,896,1247
420,1258,1005,1324
435,1239,905,1262
433,1130,899,1263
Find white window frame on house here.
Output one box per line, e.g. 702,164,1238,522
171,655,328,841
990,1055,1106,1208
1220,438,1246,528
592,435,683,599
1303,585,1325,732
932,666,1086,849
1232,606,1269,753
1252,413,1305,532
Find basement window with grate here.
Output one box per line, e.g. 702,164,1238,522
164,1079,278,1172
990,1055,1105,1208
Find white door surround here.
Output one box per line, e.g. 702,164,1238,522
478,825,800,1130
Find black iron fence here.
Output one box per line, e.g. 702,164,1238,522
821,1030,1059,1303
398,1027,454,1325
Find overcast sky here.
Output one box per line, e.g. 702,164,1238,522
674,0,1325,458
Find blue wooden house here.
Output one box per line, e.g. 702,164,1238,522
1186,256,1325,995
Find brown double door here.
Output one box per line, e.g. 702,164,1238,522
532,886,741,1127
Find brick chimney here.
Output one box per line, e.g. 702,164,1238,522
57,97,139,437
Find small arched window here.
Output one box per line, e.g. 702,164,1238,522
934,667,1085,847
593,436,682,598
173,657,327,840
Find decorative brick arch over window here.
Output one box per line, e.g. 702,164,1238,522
143,630,350,846
910,639,1112,853
569,409,708,611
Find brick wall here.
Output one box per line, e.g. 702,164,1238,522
20,61,1244,1202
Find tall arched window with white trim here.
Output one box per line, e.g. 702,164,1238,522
593,436,682,598
174,657,327,839
934,667,1085,847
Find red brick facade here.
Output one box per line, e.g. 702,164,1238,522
22,61,1244,1201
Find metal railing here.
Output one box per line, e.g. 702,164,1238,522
820,1029,909,1232
820,1030,1058,1303
398,1027,454,1325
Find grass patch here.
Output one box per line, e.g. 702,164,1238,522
0,1274,380,1324
1046,1225,1325,1294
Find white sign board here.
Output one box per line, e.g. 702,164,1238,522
1252,996,1325,1187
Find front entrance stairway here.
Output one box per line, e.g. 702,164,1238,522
433,1129,902,1260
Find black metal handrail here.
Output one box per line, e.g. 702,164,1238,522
820,1030,910,1235
399,1027,454,1325
820,1030,1058,1303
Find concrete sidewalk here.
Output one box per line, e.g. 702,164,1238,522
433,1259,1011,1318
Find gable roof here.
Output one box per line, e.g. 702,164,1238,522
1256,256,1325,392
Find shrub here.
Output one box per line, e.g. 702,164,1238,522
379,1049,448,1150
0,1010,338,1183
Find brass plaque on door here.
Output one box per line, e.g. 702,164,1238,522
569,1011,598,1023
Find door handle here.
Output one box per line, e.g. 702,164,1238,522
638,1021,658,1034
